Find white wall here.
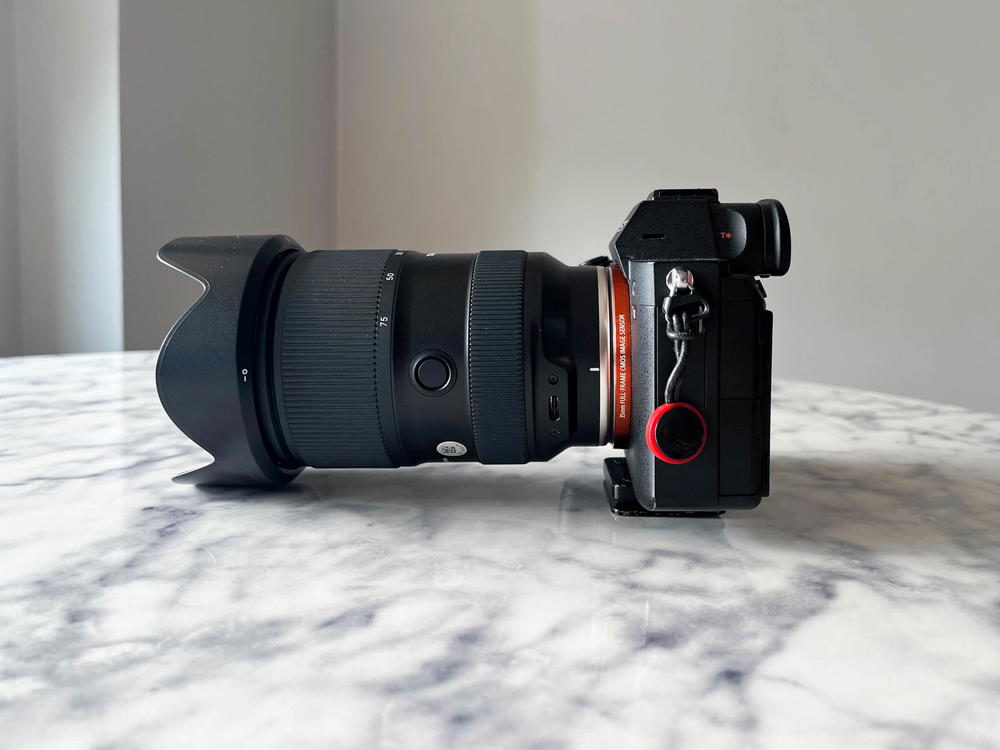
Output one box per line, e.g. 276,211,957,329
13,0,123,355
0,0,21,356
120,0,338,350
336,0,1000,413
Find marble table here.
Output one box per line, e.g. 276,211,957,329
2,352,999,749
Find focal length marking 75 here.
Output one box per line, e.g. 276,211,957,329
374,250,409,465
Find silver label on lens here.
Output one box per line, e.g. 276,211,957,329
436,441,467,457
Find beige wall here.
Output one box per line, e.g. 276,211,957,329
5,0,122,355
335,0,1000,413
0,0,19,356
8,0,997,411
120,0,338,350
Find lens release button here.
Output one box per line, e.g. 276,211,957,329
414,356,451,391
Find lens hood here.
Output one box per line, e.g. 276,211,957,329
156,235,305,485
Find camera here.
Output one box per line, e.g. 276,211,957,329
156,188,790,515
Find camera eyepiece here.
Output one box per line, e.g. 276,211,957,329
759,198,791,277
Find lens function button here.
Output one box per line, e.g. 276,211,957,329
413,355,451,392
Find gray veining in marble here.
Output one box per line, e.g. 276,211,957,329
1,352,999,749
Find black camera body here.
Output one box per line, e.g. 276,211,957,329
604,189,790,514
155,188,789,517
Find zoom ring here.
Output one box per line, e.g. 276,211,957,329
468,251,529,463
275,250,393,468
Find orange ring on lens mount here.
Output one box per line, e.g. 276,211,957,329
609,262,632,446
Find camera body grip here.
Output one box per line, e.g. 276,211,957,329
605,189,788,513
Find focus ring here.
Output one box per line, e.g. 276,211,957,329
468,251,528,463
275,250,393,468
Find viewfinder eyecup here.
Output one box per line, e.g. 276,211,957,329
758,198,791,277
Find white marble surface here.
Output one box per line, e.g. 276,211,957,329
2,352,999,749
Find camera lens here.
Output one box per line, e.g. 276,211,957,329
258,248,622,471
155,235,633,485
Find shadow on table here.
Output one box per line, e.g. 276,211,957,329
194,453,999,552
195,461,572,514
733,455,1000,550
558,454,997,552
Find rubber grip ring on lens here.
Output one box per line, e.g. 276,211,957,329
275,250,394,468
645,402,707,464
468,251,528,464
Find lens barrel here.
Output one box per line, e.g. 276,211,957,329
156,234,614,484
263,247,610,473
